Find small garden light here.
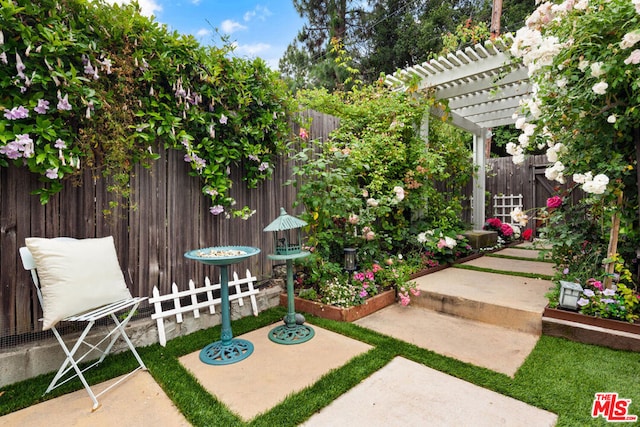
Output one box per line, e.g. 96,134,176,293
558,280,583,310
343,247,357,272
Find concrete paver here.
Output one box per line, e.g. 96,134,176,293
0,370,190,427
301,357,557,427
355,304,539,377
180,324,372,421
463,255,556,276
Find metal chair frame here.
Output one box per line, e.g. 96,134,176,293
19,245,147,411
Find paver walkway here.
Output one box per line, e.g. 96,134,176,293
0,246,558,426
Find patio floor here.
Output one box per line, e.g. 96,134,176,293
0,244,559,426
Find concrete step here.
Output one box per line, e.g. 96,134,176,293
410,257,553,334
355,304,540,377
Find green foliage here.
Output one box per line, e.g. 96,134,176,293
0,0,294,216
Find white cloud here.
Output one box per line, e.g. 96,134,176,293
101,0,162,17
233,42,271,56
190,0,201,4
220,19,247,34
196,28,212,39
244,5,272,22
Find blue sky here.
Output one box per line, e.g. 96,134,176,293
104,1,305,69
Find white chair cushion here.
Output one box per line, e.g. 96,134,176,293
25,236,133,330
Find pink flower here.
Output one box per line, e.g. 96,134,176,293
437,239,446,249
399,292,410,306
299,128,308,139
500,223,513,237
348,214,359,225
486,218,502,228
547,196,562,208
410,288,421,296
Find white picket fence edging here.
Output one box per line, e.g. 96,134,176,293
150,269,259,346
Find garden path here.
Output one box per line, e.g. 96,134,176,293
0,244,558,426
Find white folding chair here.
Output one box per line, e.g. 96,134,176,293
19,238,147,411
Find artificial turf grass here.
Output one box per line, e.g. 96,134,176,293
452,262,555,280
2,306,639,427
485,253,555,263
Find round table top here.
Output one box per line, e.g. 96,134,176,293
184,246,261,265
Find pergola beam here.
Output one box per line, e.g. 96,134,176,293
384,35,531,229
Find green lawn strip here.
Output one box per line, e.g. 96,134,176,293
143,347,243,427
249,347,393,427
511,336,640,426
452,263,554,280
486,253,554,263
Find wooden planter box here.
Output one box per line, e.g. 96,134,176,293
280,289,396,322
542,306,640,352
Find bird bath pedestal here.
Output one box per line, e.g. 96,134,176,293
184,246,260,365
267,251,315,344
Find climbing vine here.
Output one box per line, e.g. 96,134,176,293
0,0,294,218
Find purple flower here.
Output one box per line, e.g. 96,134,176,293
54,139,66,149
563,267,569,275
359,290,368,298
45,168,58,179
15,53,25,79
0,143,20,159
210,205,224,215
576,297,590,307
219,114,228,124
4,105,29,120
601,298,616,304
34,99,50,114
603,288,616,296
0,134,34,159
248,154,259,162
583,289,595,297
258,162,269,172
57,93,72,111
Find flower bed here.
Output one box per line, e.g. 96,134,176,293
542,306,640,352
280,289,396,322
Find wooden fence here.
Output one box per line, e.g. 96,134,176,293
0,110,339,342
486,154,583,219
1,106,569,344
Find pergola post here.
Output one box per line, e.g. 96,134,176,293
472,129,487,229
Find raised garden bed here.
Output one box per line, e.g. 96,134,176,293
280,289,396,322
542,306,640,352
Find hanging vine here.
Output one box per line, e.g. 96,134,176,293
0,0,294,218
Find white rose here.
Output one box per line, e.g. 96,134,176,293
607,115,617,124
592,81,608,95
590,62,605,78
444,236,457,249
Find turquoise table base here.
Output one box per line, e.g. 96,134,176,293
268,324,315,345
267,251,315,345
199,339,254,365
184,246,261,366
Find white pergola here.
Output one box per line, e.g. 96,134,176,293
384,34,531,229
